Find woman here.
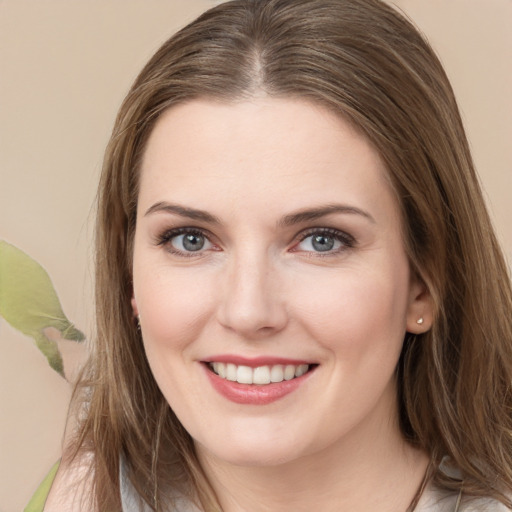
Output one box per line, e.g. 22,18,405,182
41,0,512,510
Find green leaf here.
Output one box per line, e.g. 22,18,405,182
24,459,60,512
0,240,85,376
34,331,64,376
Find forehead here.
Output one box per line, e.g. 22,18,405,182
138,98,396,221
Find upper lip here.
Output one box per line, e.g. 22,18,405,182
201,355,315,367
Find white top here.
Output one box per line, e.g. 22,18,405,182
119,460,508,512
119,458,200,512
414,484,509,511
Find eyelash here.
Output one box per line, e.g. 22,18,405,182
155,226,356,257
294,227,356,256
156,227,216,258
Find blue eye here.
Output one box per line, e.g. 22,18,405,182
172,232,211,252
158,229,213,255
295,229,353,253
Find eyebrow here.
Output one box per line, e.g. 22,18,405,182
144,201,375,226
278,203,375,227
144,202,221,224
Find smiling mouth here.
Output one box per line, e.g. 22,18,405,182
206,362,315,385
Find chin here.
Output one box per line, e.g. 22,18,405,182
194,419,317,468
206,442,304,468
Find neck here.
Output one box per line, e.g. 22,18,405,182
196,398,429,512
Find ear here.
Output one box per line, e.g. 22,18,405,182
406,276,433,334
131,295,139,318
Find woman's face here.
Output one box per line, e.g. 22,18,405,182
132,98,429,467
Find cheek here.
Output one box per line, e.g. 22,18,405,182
293,265,410,358
133,266,217,414
133,264,217,355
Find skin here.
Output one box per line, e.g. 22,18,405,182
130,98,433,511
46,97,432,512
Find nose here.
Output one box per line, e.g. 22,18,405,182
216,253,288,339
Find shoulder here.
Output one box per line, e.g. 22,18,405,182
43,452,95,512
459,497,511,511
416,484,510,512
120,457,201,512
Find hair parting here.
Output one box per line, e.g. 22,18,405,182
65,1,512,510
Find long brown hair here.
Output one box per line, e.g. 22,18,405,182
70,0,512,509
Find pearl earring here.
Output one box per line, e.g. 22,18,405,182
416,317,424,325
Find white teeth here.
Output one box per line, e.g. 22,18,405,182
226,363,237,381
209,362,311,385
270,365,284,383
253,366,271,385
284,365,296,381
236,365,253,384
295,364,308,377
216,362,226,378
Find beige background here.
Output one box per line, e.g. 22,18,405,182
0,1,510,510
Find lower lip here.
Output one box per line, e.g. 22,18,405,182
203,364,314,405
